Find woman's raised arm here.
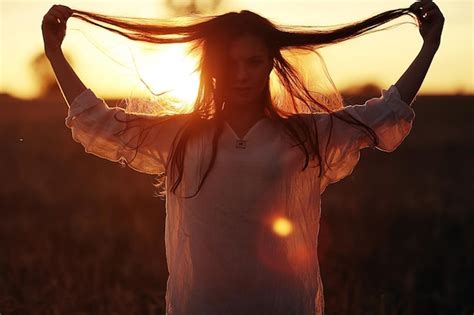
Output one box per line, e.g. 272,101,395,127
47,49,88,106
42,5,86,105
43,5,192,175
395,0,444,104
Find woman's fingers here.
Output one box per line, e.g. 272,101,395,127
414,2,435,12
410,0,444,44
421,2,435,8
49,4,72,23
45,6,60,22
42,4,73,52
43,13,59,26
422,2,437,11
56,5,73,21
410,2,423,13
51,13,62,23
410,1,439,20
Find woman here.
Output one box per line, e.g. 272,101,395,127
42,1,443,314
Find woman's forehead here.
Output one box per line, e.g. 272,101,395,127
228,34,269,60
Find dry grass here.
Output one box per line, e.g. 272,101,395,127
0,94,473,314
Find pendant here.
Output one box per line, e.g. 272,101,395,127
235,139,247,149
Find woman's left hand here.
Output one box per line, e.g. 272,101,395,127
410,0,445,47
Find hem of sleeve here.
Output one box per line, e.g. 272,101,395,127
65,88,103,127
319,84,416,193
376,84,416,152
384,84,414,109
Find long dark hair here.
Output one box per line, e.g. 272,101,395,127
70,6,420,199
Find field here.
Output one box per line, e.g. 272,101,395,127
1,93,473,314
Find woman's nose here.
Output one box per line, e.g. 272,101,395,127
236,64,249,81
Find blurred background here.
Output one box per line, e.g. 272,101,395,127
1,0,473,314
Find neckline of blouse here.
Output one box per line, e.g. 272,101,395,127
223,117,270,141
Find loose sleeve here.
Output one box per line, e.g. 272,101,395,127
65,88,191,175
313,84,416,194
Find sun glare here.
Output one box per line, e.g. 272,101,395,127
135,44,200,111
272,216,293,237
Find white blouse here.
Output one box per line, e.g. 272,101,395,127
65,84,415,315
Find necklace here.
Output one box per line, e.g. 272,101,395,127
223,112,267,150
235,139,247,149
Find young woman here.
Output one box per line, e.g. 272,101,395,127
42,1,443,314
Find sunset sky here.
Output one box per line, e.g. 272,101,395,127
1,0,472,101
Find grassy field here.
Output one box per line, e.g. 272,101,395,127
0,93,473,314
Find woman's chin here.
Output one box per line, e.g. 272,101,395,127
228,94,259,105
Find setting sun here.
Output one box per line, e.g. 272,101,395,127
134,43,200,110
1,0,472,100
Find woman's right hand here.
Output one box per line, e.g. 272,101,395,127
42,4,73,56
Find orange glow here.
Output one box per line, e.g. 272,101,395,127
136,44,200,111
294,244,311,266
272,216,293,237
1,1,472,100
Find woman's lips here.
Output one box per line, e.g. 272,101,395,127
233,87,253,93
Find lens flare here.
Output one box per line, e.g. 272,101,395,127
272,216,293,237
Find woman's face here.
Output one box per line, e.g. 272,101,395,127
221,34,273,108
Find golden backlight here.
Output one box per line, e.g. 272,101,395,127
1,1,472,99
272,216,293,237
136,44,200,111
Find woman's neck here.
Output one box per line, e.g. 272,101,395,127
221,102,266,123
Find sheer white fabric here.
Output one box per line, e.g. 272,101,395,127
65,84,415,314
65,90,191,174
